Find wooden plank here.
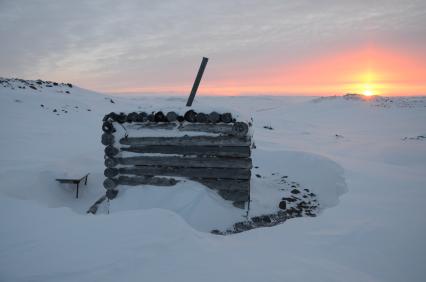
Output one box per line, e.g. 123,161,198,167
124,122,249,136
193,178,250,191
218,190,249,202
119,166,251,180
112,156,252,169
120,136,251,146
87,195,107,214
126,123,177,130
121,145,251,157
117,176,178,186
186,57,208,107
178,122,248,136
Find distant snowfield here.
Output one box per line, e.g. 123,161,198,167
0,79,425,282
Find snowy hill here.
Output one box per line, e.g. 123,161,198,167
1,78,425,282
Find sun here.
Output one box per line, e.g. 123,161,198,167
363,89,373,96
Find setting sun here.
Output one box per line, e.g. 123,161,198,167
362,89,374,96
363,89,373,96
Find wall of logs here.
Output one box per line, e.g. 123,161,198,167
101,110,252,208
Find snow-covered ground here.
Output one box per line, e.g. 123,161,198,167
0,78,425,281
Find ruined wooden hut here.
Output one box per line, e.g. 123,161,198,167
101,110,253,209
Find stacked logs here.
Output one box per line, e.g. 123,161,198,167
102,110,252,208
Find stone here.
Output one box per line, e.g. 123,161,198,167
291,189,300,194
279,200,287,210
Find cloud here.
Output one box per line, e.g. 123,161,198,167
0,0,425,93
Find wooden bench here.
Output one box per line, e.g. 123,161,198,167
56,173,89,198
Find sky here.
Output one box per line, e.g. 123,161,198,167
0,0,425,96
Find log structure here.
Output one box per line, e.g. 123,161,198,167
101,110,252,208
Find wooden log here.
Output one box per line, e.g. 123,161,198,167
136,112,147,122
193,178,250,191
105,145,119,157
208,111,220,123
127,112,138,122
104,168,119,178
184,110,197,122
105,158,118,168
220,113,233,123
103,178,118,189
103,112,118,122
115,156,252,169
106,189,119,199
178,122,248,136
117,176,178,186
177,115,185,122
196,112,208,123
119,166,251,180
116,113,127,123
87,195,107,214
154,111,166,122
102,121,114,133
147,113,155,122
232,122,249,136
121,145,251,157
120,136,251,146
166,111,178,122
101,133,114,146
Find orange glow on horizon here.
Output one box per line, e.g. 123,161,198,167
107,46,426,96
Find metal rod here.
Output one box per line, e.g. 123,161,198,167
186,57,209,107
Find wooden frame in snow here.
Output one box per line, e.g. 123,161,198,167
101,110,253,209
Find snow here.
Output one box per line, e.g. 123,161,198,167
1,79,425,281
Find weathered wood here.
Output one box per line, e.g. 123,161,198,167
136,112,147,122
220,113,233,123
196,112,208,123
104,168,119,178
147,113,155,122
184,110,197,122
87,195,107,214
218,190,249,202
193,178,250,191
127,123,177,130
117,176,178,186
106,189,119,199
116,113,127,123
232,122,249,136
105,158,119,168
102,121,114,133
127,112,138,122
113,156,252,169
121,145,251,157
105,145,119,157
103,178,118,189
119,166,251,180
120,136,251,146
178,122,248,136
208,112,220,123
101,133,114,146
154,111,166,122
186,57,208,107
166,111,178,122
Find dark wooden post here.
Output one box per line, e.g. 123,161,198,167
186,57,209,107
